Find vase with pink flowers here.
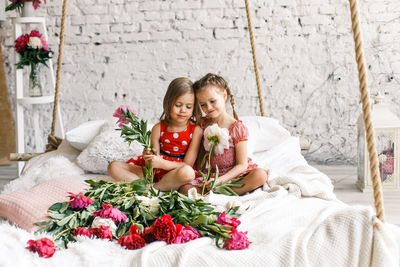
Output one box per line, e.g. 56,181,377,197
14,30,52,97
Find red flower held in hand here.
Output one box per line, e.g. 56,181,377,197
151,214,177,244
118,225,146,250
113,105,136,128
172,224,200,244
216,211,241,229
90,225,113,241
26,237,56,258
223,229,249,250
68,192,93,210
73,227,92,237
93,203,127,224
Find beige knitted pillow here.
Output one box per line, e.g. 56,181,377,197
0,178,89,232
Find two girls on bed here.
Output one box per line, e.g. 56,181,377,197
108,73,268,195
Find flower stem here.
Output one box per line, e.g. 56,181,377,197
202,143,215,195
54,228,70,240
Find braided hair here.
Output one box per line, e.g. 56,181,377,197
193,73,238,120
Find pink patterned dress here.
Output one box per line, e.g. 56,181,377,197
192,118,258,185
127,120,196,181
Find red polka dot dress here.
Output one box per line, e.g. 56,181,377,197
126,120,196,181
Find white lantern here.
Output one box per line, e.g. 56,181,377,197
357,92,400,192
357,93,400,192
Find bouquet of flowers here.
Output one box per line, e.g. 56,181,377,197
6,0,46,12
14,30,52,96
30,178,249,258
113,105,155,184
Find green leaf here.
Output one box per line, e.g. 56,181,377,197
56,213,75,227
34,220,52,227
49,202,63,211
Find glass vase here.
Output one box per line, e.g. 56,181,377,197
29,64,43,97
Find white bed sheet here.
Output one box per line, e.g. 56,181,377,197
0,138,399,266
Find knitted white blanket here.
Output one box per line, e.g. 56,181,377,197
0,127,399,266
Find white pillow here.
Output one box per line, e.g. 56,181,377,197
65,120,107,151
241,116,291,155
76,123,143,174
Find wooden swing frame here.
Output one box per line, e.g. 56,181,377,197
10,0,385,222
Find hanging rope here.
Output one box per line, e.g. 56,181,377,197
244,0,265,116
348,0,385,222
46,0,68,152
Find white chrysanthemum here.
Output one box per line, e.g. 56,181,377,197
135,195,160,214
378,154,387,163
188,187,199,200
91,217,117,234
28,37,43,49
203,123,230,155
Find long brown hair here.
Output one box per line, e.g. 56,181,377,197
193,73,238,120
160,77,196,124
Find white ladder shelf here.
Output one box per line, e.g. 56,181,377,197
13,17,65,176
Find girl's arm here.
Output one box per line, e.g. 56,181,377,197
183,126,203,166
214,141,248,183
150,123,161,154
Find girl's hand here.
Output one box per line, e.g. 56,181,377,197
205,177,220,191
143,154,164,169
142,147,153,156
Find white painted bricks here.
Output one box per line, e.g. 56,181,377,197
3,0,400,164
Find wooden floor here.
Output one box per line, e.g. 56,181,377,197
0,164,399,225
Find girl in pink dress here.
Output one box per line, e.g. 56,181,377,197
108,77,203,192
183,73,268,195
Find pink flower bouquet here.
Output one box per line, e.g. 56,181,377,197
6,0,47,12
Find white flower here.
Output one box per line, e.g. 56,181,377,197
91,217,117,234
135,195,160,214
226,199,242,210
188,187,199,200
28,37,43,49
203,123,230,155
378,154,387,163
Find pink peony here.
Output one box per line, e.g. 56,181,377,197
216,212,241,229
26,237,56,258
93,203,127,224
118,225,146,250
90,225,113,241
14,34,29,53
223,229,249,250
171,224,200,244
68,192,93,210
73,227,92,237
113,105,136,128
150,214,177,244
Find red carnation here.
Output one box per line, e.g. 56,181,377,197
26,237,56,258
68,192,93,210
73,227,92,237
216,212,241,229
142,227,156,243
118,225,145,250
223,229,249,250
90,225,113,241
93,203,127,224
150,214,177,244
171,224,200,244
14,34,29,53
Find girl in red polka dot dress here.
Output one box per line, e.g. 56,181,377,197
108,78,203,192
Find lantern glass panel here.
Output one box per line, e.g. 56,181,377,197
376,131,395,185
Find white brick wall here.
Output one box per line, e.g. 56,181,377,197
2,0,400,164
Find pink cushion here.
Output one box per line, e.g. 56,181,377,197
0,178,89,232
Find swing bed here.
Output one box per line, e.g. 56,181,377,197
1,0,400,266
